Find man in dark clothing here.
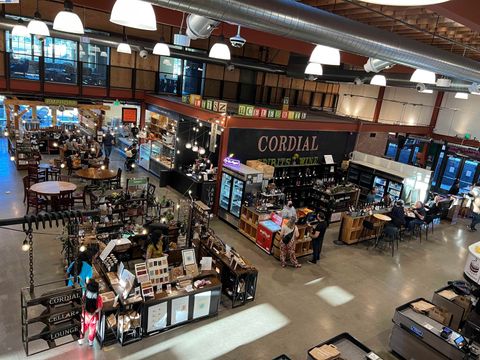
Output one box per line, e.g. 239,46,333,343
103,131,115,158
308,212,328,264
390,200,406,228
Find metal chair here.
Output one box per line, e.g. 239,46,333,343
376,225,399,257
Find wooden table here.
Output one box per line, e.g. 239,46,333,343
373,213,392,222
30,181,77,195
76,168,117,181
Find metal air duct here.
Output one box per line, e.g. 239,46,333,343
186,14,219,40
143,0,480,83
364,58,394,73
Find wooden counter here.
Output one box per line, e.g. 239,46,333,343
238,206,272,243
338,209,391,245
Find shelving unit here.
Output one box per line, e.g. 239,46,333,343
238,206,270,243
9,138,41,170
272,224,312,259
147,112,177,171
271,163,338,208
309,186,360,222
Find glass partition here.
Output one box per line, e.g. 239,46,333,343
459,160,478,194
440,156,462,191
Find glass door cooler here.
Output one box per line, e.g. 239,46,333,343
373,176,386,202
387,180,403,201
218,162,263,228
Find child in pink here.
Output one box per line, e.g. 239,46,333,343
78,279,103,347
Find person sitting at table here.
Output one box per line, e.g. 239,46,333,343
366,187,377,204
390,200,406,228
426,195,442,216
407,201,426,232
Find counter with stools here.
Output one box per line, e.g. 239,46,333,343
338,209,391,244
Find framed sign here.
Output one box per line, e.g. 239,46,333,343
122,107,137,123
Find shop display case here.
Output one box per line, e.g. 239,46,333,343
272,224,312,259
150,140,175,170
139,143,151,171
218,163,263,228
308,185,360,223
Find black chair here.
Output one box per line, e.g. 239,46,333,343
376,225,399,257
109,168,122,189
146,183,157,214
361,220,377,246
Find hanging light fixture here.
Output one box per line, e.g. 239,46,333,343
360,0,450,5
27,0,50,37
22,239,30,252
12,19,30,37
192,145,199,152
455,92,469,100
209,36,231,60
199,147,206,155
305,62,323,76
110,0,157,31
117,27,131,54
309,44,341,66
185,142,192,149
410,69,436,84
53,0,84,34
153,38,170,56
370,74,387,86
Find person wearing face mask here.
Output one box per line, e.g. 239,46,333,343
281,201,296,219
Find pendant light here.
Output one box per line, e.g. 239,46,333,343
360,0,449,5
153,38,170,56
53,0,84,34
117,27,131,54
12,19,30,38
209,36,231,60
110,0,157,31
309,44,341,66
305,62,323,76
27,0,50,37
370,74,387,87
410,69,436,84
12,2,29,38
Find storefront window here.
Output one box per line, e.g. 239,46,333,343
398,147,412,164
159,56,182,94
182,60,204,95
6,31,40,80
459,160,478,193
440,156,461,191
57,108,79,124
44,37,77,84
80,44,109,86
431,151,445,187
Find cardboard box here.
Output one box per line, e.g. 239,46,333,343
308,344,340,360
453,295,472,321
246,160,274,180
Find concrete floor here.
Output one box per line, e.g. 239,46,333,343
0,138,478,360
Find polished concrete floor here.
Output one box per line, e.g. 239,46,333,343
0,138,478,360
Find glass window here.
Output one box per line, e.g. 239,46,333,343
182,59,204,95
385,142,398,159
440,156,462,191
6,31,40,80
57,108,79,124
459,160,478,194
398,147,412,164
411,146,421,166
431,151,445,187
80,43,109,86
159,56,182,94
44,37,77,84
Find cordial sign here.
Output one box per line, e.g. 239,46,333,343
257,135,319,153
47,288,82,307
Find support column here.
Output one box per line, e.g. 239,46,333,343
213,124,230,215
372,86,385,123
52,107,57,127
429,91,444,136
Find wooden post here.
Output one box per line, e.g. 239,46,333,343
52,107,57,127
31,106,37,122
13,105,19,130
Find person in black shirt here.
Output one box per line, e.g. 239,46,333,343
390,200,406,228
308,212,328,264
449,179,460,196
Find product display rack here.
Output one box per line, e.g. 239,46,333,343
238,206,271,243
272,163,338,208
338,210,389,244
9,137,41,170
308,186,360,223
147,112,177,171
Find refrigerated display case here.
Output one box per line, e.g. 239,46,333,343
459,160,479,194
373,176,386,202
219,173,232,211
139,142,151,171
218,162,263,228
439,155,461,191
387,181,403,201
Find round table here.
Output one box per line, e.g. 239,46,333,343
38,163,51,170
373,213,392,222
30,181,77,195
76,168,117,181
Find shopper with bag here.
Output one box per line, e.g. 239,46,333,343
279,217,301,268
308,212,328,265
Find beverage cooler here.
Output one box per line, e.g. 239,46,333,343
373,176,387,202
218,163,263,228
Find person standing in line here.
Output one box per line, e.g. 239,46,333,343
468,182,480,232
308,212,328,264
281,200,296,219
103,130,115,158
279,217,301,268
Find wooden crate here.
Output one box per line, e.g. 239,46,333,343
246,160,274,180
